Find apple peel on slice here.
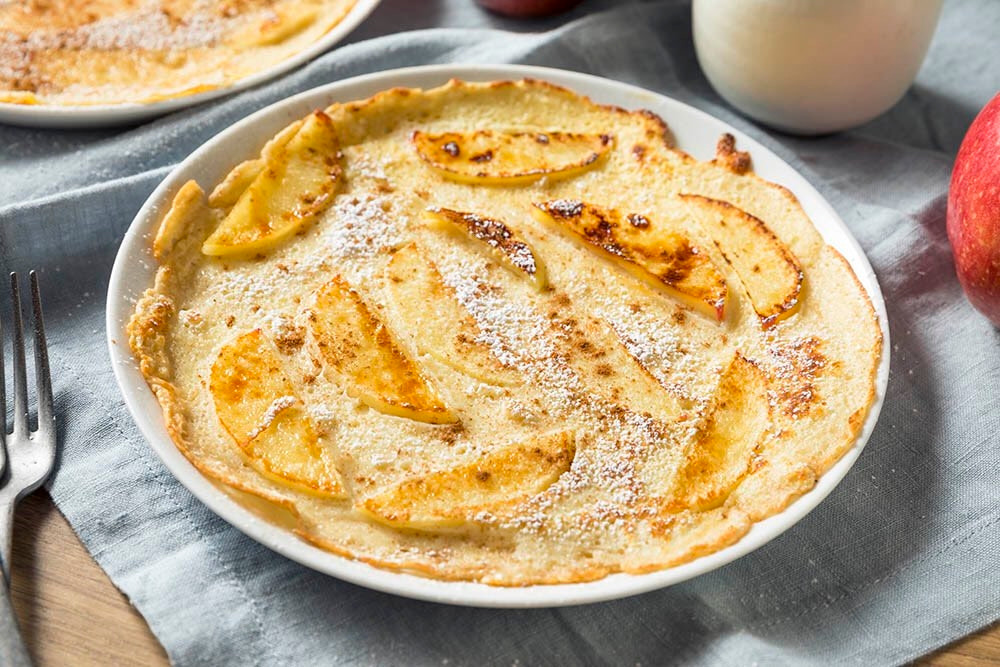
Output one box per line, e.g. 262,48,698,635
532,199,728,321
412,129,612,185
359,430,576,531
202,110,342,257
680,194,803,327
385,243,519,386
308,276,458,425
210,329,345,498
425,207,548,290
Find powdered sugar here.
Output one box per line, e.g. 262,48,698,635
319,194,403,267
430,246,697,537
0,0,232,87
307,403,336,434
212,269,272,305
248,395,297,439
437,250,582,413
347,149,390,181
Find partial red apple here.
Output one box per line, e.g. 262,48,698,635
947,93,1000,327
476,0,583,18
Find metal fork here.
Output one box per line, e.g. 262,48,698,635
0,271,56,667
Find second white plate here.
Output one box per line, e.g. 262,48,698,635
107,64,891,607
0,0,381,129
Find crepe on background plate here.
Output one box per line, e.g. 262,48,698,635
0,0,357,107
128,79,881,585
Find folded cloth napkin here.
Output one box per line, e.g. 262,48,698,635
1,1,998,664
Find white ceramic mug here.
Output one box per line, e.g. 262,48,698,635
693,0,944,134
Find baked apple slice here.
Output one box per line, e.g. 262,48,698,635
202,110,342,257
680,194,803,327
360,430,575,530
207,158,265,210
425,207,548,290
668,353,769,512
308,276,457,424
532,200,727,320
207,120,306,209
210,329,344,497
385,243,518,386
412,130,611,185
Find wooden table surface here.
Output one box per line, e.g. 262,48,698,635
8,491,999,666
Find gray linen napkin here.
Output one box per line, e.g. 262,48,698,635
1,1,998,664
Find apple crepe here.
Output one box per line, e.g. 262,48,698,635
129,79,881,585
0,0,357,107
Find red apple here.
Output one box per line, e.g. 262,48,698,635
476,0,583,18
948,93,1000,326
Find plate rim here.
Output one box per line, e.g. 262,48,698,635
106,63,891,608
0,0,382,128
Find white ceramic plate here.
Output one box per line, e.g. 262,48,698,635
107,64,891,608
0,0,381,129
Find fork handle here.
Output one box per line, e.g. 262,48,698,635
0,581,31,666
0,499,12,584
0,498,29,666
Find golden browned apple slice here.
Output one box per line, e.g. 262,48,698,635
207,158,265,210
532,200,728,320
207,121,306,209
667,353,769,512
412,130,612,185
202,110,342,257
210,329,345,498
360,430,575,530
308,276,458,424
425,207,548,290
680,194,803,327
385,243,518,385
207,120,312,209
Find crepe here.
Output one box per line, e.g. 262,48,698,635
0,0,357,106
128,79,881,585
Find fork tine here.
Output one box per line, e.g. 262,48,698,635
9,274,27,439
29,272,53,433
